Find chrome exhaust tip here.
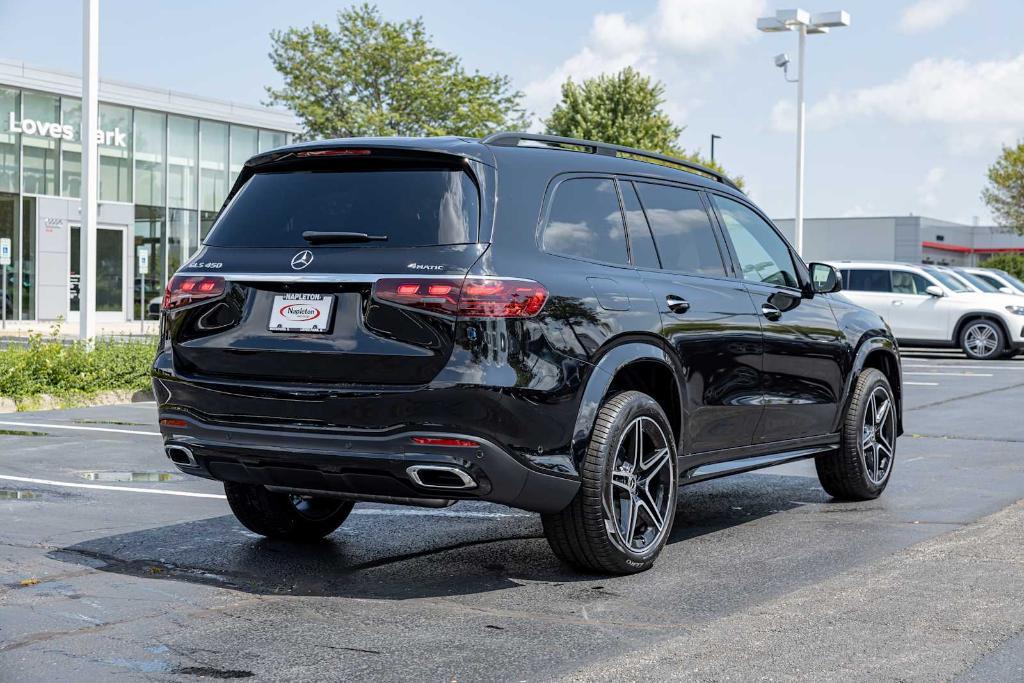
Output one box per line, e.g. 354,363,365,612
166,445,198,468
406,465,477,490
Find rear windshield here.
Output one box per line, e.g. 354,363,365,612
204,169,479,248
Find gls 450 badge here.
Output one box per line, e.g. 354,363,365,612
189,261,223,269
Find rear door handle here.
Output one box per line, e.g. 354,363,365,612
665,295,690,314
761,303,782,321
892,300,904,306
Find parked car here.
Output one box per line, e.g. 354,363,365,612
832,260,1024,359
154,133,903,574
951,267,1003,294
960,266,1024,296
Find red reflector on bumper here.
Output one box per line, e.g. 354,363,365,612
411,436,479,448
159,418,188,428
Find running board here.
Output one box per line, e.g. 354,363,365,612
682,445,837,483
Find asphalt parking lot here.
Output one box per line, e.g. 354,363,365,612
2,349,1023,681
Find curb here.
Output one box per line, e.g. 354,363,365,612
0,389,155,413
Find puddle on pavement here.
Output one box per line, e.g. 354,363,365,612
0,489,42,500
0,429,52,437
73,419,148,426
78,471,182,482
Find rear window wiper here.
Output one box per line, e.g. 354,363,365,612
302,230,389,245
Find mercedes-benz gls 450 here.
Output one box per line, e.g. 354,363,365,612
154,134,903,574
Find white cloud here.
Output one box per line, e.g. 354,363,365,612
899,0,971,33
769,52,1024,154
524,0,766,125
916,166,946,207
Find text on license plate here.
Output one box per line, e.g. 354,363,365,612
268,294,334,333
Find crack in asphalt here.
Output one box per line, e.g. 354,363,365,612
906,378,1024,412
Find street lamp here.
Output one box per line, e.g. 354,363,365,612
757,8,850,255
710,134,722,164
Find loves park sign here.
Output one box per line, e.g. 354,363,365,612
7,112,128,148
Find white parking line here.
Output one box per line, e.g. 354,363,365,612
0,421,160,436
0,474,532,518
904,381,939,386
904,364,1024,370
903,372,993,377
0,474,223,498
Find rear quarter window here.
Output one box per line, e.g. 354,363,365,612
205,168,479,248
540,178,628,265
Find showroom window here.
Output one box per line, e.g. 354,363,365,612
199,120,228,212
60,97,81,198
134,109,166,207
21,92,60,196
258,129,286,153
168,116,197,209
0,88,18,194
230,125,257,186
99,103,132,202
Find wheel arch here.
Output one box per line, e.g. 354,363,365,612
839,336,904,437
952,313,1010,347
571,339,685,465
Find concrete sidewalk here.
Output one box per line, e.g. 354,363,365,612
0,319,158,340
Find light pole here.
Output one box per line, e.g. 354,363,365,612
710,134,721,164
80,0,99,341
757,9,849,256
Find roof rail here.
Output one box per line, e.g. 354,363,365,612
481,132,742,192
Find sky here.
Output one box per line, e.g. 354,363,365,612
1,0,1021,224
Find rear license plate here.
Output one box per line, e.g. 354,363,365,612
268,294,334,333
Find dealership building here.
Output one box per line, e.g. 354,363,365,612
774,215,1024,268
0,59,298,322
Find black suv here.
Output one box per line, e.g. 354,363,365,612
154,133,902,574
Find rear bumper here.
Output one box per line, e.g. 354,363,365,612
155,392,580,515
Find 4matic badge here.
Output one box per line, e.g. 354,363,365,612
406,262,444,271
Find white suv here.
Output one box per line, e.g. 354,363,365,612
831,261,1024,360
960,266,1024,296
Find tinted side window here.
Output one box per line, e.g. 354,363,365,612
542,178,628,265
634,182,725,276
620,181,661,268
846,269,892,292
713,196,798,288
891,270,932,294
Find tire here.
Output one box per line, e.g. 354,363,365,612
960,319,1005,360
224,482,354,541
541,391,678,574
815,368,897,501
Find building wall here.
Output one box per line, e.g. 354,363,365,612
773,217,900,263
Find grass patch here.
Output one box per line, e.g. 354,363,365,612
0,330,157,408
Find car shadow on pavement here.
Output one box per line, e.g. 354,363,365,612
48,473,832,599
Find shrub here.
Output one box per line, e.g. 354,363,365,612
0,334,157,402
980,253,1024,280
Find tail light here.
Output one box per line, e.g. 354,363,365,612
373,277,547,318
162,275,226,311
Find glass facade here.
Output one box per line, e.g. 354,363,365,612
0,81,292,320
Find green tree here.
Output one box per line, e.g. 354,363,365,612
544,67,741,187
266,3,528,139
982,142,1024,233
979,253,1024,280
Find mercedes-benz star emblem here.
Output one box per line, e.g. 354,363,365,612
290,250,314,270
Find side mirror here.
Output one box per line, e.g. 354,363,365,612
808,262,842,294
925,285,944,297
1000,287,1015,295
